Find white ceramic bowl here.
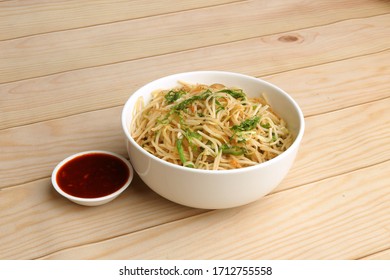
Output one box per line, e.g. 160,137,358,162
122,71,304,209
52,150,133,206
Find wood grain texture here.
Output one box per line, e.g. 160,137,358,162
0,0,239,40
0,176,207,259
1,99,388,259
40,160,390,259
0,107,125,188
278,98,390,191
1,15,389,130
361,249,390,260
264,51,390,117
1,0,389,261
1,1,388,83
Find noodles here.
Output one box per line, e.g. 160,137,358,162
130,82,293,170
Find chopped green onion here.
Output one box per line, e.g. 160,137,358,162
172,90,210,112
215,98,225,113
176,138,187,165
221,144,246,156
218,89,246,100
164,89,186,104
231,116,260,132
261,123,271,129
183,129,202,151
183,162,195,168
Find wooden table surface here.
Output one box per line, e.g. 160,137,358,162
1,0,389,260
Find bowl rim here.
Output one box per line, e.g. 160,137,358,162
121,71,305,174
51,150,134,203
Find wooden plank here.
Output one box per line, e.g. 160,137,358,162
1,15,389,129
278,97,390,191
264,51,390,117
1,97,389,196
1,82,389,258
1,0,388,263
1,99,388,259
361,249,390,260
1,1,388,83
0,176,207,259
0,0,239,40
2,151,388,260
40,160,390,259
0,107,125,189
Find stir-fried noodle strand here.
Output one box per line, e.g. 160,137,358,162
131,82,293,170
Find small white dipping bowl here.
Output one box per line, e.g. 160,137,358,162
51,150,133,206
122,71,304,209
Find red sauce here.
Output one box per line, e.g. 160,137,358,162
56,153,130,198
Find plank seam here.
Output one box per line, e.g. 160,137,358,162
0,0,248,42
356,247,390,260
261,48,390,81
272,158,390,195
302,95,390,119
1,13,389,85
1,5,388,43
33,159,390,259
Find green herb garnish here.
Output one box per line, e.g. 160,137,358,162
215,98,225,113
218,89,246,100
176,138,187,165
164,89,186,104
260,123,271,129
172,90,210,112
183,129,202,150
231,116,260,132
183,129,202,141
221,144,246,156
176,137,195,168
